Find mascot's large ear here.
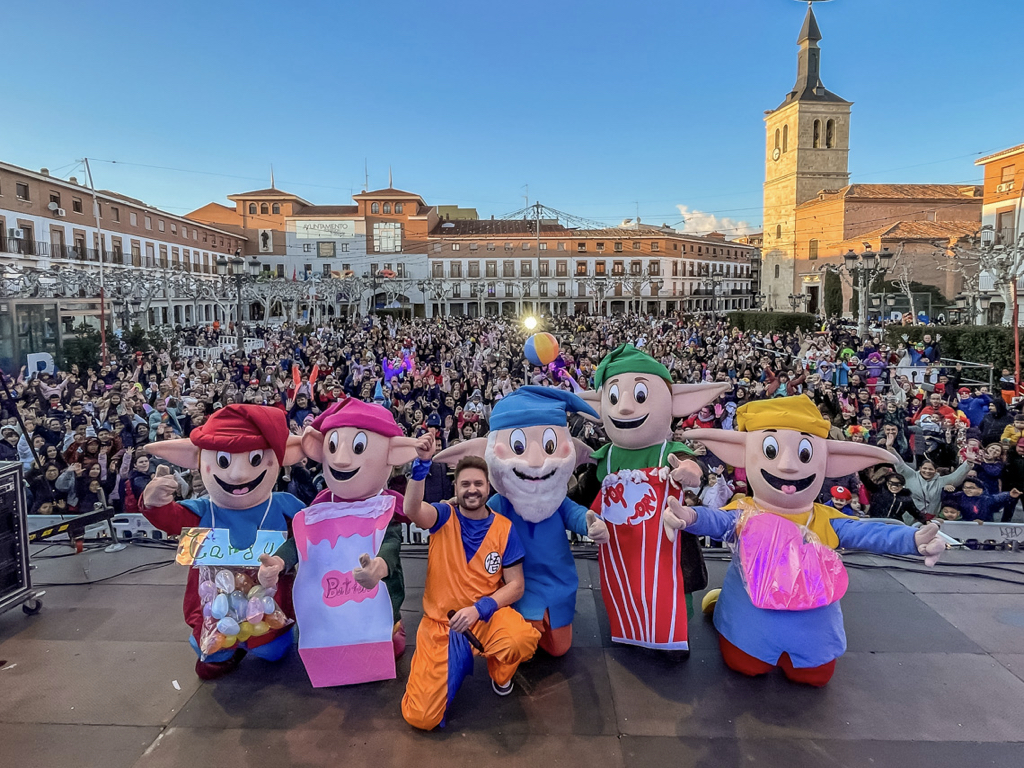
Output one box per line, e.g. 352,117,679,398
573,438,596,467
434,438,488,465
300,426,325,464
387,436,421,467
578,388,602,418
670,382,732,418
824,441,895,477
683,428,748,469
282,434,305,466
144,439,200,470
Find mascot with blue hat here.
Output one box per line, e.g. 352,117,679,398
436,386,609,656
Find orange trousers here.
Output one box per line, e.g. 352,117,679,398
401,607,540,730
528,609,573,657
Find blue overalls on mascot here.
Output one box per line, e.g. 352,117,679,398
141,404,306,679
433,386,609,656
665,395,946,686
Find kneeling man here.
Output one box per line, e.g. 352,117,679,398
401,435,540,730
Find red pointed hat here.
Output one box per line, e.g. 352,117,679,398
190,404,290,464
311,397,403,437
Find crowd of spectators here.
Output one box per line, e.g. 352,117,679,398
2,312,1021,527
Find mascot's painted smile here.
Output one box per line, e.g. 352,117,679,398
330,466,360,482
760,469,816,495
215,471,268,496
609,414,648,430
513,467,557,482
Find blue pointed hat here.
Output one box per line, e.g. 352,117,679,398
489,386,598,431
373,381,385,403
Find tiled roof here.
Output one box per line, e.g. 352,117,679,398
432,219,568,236
856,220,981,241
291,205,359,216
354,187,423,198
976,144,1024,165
802,184,982,206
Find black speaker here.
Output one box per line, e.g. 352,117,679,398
0,462,29,603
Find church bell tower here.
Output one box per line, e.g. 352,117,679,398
762,2,851,310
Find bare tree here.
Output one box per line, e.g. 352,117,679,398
886,245,915,321
942,232,1024,326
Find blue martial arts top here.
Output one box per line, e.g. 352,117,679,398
488,494,589,628
688,506,919,668
181,492,305,551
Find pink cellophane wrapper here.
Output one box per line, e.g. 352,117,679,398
730,501,848,611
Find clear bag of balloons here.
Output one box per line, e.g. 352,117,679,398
727,499,849,612
196,565,293,660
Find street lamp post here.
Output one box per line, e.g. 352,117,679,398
837,246,895,338
788,293,808,312
218,250,261,351
702,274,723,315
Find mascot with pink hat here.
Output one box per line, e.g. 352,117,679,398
259,396,420,687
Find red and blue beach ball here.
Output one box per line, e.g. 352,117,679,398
524,333,559,367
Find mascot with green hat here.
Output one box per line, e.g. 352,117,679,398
435,386,609,657
580,344,728,652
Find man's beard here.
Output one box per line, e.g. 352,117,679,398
485,435,576,523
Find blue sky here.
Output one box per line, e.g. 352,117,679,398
1,0,1019,235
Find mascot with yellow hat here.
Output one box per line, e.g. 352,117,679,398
665,395,946,686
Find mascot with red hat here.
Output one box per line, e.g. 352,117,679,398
258,397,420,687
141,405,305,679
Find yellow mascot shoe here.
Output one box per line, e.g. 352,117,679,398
701,589,721,617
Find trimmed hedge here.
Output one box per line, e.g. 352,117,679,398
884,325,1015,371
727,311,816,334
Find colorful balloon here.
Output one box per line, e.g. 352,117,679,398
221,634,238,649
247,585,266,600
236,622,254,642
234,572,255,594
250,621,270,637
524,332,559,367
198,580,217,602
217,617,241,636
211,593,229,620
261,595,277,614
265,609,288,630
246,597,265,623
202,603,213,619
230,590,248,617
214,570,235,593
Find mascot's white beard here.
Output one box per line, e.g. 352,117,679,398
485,433,576,523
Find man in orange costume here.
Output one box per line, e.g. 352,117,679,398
401,434,540,730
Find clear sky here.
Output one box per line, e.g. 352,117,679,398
1,0,1019,236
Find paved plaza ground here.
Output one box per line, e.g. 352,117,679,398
1,541,1023,768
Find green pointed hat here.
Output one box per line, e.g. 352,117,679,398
593,344,672,389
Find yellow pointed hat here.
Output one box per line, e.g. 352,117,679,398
735,395,831,438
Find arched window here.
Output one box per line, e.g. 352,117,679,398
383,203,392,214
808,238,819,260
782,124,789,153
774,264,780,279
776,224,782,240
248,203,257,214
813,119,822,148
774,129,780,151
260,203,269,214
825,119,836,149
395,203,403,214
272,203,280,214
371,203,380,214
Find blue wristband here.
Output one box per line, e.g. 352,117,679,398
411,458,432,481
474,596,498,623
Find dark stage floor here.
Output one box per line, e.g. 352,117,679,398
2,541,1023,768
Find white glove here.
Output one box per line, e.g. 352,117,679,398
663,496,697,543
914,523,945,567
585,511,610,544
